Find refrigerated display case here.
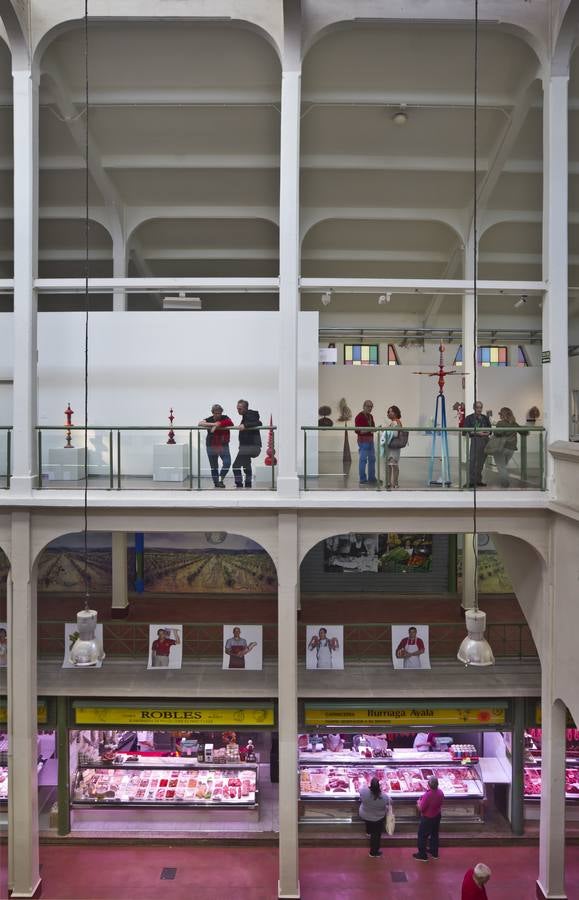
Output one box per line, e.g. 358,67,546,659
523,764,579,801
298,757,485,824
71,757,259,809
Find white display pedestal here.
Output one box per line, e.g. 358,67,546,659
153,443,188,482
47,447,85,481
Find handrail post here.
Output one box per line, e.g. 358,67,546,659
520,431,528,484
197,429,201,491
271,428,275,491
188,430,193,491
539,430,545,491
6,429,11,489
303,429,307,491
116,430,121,490
376,429,381,490
37,429,42,489
108,430,113,490
458,430,463,490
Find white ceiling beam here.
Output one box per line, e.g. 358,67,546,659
34,277,279,294
467,68,540,237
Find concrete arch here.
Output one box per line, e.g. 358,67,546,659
301,216,464,255
301,212,465,246
303,17,543,70
33,15,281,75
0,0,29,71
552,0,579,75
128,217,279,259
30,511,280,574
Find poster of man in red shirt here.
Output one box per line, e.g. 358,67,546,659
148,625,182,670
392,624,430,670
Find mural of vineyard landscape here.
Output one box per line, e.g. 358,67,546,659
8,532,277,595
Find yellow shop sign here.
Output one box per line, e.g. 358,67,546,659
305,706,505,727
74,705,274,727
0,702,48,724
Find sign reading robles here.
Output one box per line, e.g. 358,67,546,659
304,706,506,727
74,705,274,726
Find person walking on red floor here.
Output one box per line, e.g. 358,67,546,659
461,863,492,898
413,775,444,861
358,776,390,858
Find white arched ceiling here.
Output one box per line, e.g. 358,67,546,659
30,20,281,295
300,23,544,323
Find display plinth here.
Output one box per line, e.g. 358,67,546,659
153,443,188,482
47,447,85,481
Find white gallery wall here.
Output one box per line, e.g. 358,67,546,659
0,311,319,477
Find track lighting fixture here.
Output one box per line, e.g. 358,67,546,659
378,293,391,305
321,291,332,307
391,105,408,126
514,294,528,309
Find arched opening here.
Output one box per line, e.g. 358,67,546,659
31,528,279,839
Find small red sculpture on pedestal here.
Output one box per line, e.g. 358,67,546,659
64,403,74,448
167,408,176,445
264,414,277,466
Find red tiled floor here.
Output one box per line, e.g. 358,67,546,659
9,844,576,899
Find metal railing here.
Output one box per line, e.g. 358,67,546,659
0,429,10,489
36,619,537,662
302,425,546,491
34,425,276,491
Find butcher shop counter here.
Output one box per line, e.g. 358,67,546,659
524,760,579,824
298,757,485,825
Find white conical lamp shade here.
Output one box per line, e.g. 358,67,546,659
69,609,104,667
457,609,495,667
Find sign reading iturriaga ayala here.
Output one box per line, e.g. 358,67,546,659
304,706,506,727
74,705,274,726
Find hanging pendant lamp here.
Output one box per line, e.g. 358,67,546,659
457,0,494,667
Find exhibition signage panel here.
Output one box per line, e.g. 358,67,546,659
304,704,506,727
74,704,275,727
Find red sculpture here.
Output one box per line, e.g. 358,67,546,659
264,414,277,466
64,403,74,448
167,408,176,445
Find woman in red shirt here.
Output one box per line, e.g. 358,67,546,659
461,863,491,899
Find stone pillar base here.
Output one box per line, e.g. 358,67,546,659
536,880,567,899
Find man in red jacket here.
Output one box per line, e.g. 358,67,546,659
354,400,377,484
198,404,234,488
461,863,491,899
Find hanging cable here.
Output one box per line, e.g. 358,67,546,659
471,0,479,612
83,0,90,610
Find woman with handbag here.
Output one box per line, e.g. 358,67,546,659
380,405,406,489
488,407,519,488
358,776,392,858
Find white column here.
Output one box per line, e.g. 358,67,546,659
112,227,127,312
542,73,569,459
11,68,39,495
537,698,567,899
461,537,476,610
8,512,40,898
277,4,301,499
111,532,128,611
277,511,299,899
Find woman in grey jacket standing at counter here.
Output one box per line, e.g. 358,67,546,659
359,777,390,858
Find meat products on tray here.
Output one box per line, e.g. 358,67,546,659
299,764,483,799
73,767,257,804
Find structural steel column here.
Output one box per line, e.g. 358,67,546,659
111,531,129,614
542,73,569,454
112,227,127,312
11,68,39,495
537,699,567,899
277,0,301,498
277,511,300,898
510,697,525,836
8,512,40,897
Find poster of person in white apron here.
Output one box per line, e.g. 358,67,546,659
392,625,431,670
306,625,344,670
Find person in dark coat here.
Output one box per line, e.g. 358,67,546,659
232,399,262,489
463,401,491,487
198,404,234,487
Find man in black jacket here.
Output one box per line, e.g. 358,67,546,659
463,401,491,487
233,399,262,488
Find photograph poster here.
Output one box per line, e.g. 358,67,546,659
223,625,263,671
0,623,6,667
323,533,433,574
391,624,431,670
62,622,105,669
148,625,183,670
306,625,344,670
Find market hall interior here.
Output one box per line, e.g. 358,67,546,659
1,1,579,899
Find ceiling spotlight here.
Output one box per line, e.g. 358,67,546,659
321,291,332,307
514,294,528,309
162,291,202,310
392,105,408,126
378,293,391,305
